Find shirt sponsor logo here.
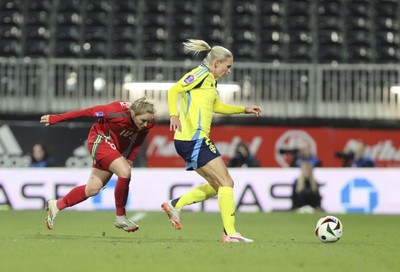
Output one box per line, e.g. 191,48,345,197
95,112,104,117
184,75,194,84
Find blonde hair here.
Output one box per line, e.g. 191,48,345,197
183,39,233,64
129,97,156,115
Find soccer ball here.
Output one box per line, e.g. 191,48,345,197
315,215,343,243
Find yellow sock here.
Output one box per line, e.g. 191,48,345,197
218,186,236,235
175,184,217,210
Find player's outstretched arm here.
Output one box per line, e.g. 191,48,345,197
244,106,262,117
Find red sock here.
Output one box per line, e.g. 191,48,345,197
114,177,130,216
56,185,87,210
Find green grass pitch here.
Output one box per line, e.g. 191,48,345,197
1,210,399,272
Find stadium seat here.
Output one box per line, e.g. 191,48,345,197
111,42,137,59
111,26,137,42
198,28,225,44
85,12,109,27
84,26,108,42
142,27,167,42
25,25,50,40
57,0,81,12
318,44,343,63
0,0,23,11
288,16,310,31
112,0,136,12
169,26,193,43
112,12,139,27
26,10,49,27
23,39,50,57
346,30,371,46
259,14,283,30
86,0,110,12
287,0,311,16
288,43,312,63
82,41,108,58
232,42,256,61
347,1,370,17
260,1,282,16
57,11,82,26
142,41,166,59
347,46,373,63
0,10,23,26
28,0,52,12
374,0,397,17
375,46,400,63
317,15,341,31
259,42,284,62
0,24,21,40
375,18,399,31
56,25,80,41
141,13,166,28
0,39,21,56
317,0,341,16
143,0,166,13
55,41,81,57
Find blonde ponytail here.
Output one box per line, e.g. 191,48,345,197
183,39,233,65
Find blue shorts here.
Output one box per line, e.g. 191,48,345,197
174,138,221,170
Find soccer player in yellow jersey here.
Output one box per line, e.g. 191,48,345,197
162,39,262,242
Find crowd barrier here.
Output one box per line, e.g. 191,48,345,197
0,168,397,214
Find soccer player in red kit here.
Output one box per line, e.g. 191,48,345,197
41,97,156,233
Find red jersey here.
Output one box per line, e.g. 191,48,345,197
49,100,155,162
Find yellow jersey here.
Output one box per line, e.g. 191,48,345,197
168,63,245,141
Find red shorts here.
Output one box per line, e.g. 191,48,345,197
87,133,122,171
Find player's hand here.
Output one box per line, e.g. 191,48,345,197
244,106,262,117
170,115,182,132
40,115,50,126
127,159,134,167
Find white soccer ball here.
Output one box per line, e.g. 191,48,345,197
315,215,343,243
